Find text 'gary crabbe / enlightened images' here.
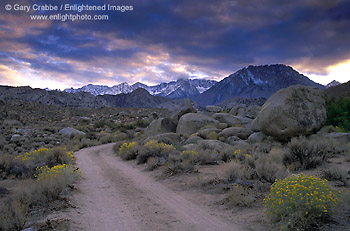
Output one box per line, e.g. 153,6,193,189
4,3,134,21
7,3,133,13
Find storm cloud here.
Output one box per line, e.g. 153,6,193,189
0,0,349,88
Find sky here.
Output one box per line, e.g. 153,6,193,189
0,0,349,90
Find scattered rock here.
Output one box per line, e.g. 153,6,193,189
218,127,253,140
198,128,222,139
251,85,326,140
59,127,86,137
197,139,232,151
212,113,243,127
205,105,222,113
11,134,25,142
78,117,92,125
144,133,182,145
324,132,350,143
227,139,249,147
248,132,268,143
170,99,197,122
182,135,204,145
176,113,220,135
7,111,21,121
144,118,176,137
217,123,228,129
245,105,261,119
3,119,22,126
229,104,246,116
225,136,241,145
310,132,350,144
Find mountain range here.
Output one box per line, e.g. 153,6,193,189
0,86,185,109
325,80,350,98
193,64,325,106
64,79,217,99
1,64,336,109
64,64,326,106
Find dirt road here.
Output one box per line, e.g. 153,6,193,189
59,143,245,231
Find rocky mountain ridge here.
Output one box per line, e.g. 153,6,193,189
194,64,325,106
0,86,185,109
326,80,341,88
64,78,217,99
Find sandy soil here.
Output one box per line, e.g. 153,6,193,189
52,143,249,231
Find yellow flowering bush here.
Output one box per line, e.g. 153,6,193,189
137,140,176,164
35,164,82,200
118,142,139,160
180,150,199,163
15,147,75,171
35,164,81,181
15,148,49,162
264,174,340,230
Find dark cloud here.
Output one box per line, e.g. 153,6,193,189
0,0,349,88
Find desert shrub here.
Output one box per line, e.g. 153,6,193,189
137,140,176,164
223,161,244,183
196,149,219,165
285,137,330,169
34,164,82,201
0,154,15,178
118,142,139,160
112,132,128,141
180,148,218,165
322,168,349,187
147,157,157,171
134,119,149,128
326,97,350,132
252,142,273,154
226,184,257,207
93,120,116,129
85,131,97,140
180,150,198,163
219,146,235,162
254,155,289,183
207,131,218,140
162,159,196,176
0,198,28,231
45,148,75,167
99,134,115,144
320,125,337,133
340,189,350,211
264,174,340,230
14,147,75,174
74,138,99,150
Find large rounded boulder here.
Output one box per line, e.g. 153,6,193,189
212,113,243,127
144,118,176,137
251,85,326,140
59,127,86,137
176,113,220,135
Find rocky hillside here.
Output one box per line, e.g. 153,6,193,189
0,86,183,109
64,79,217,99
193,64,325,106
325,80,350,98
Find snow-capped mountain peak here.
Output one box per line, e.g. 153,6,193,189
326,80,341,88
64,78,217,99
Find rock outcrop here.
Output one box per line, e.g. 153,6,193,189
212,113,243,127
176,113,220,135
251,85,326,140
59,127,86,137
144,118,176,137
